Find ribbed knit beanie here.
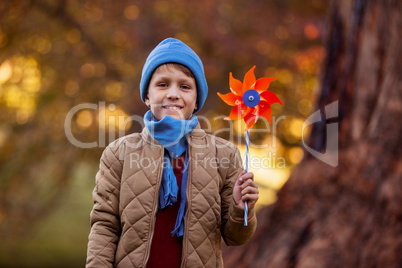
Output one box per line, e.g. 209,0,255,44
140,38,208,113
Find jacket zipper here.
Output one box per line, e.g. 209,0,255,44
180,138,192,268
143,146,164,267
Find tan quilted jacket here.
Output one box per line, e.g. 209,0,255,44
86,124,257,267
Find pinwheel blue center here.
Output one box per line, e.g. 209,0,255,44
243,89,260,107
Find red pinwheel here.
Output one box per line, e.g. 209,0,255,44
217,66,283,131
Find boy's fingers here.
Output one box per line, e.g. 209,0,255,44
241,193,259,203
241,185,259,196
239,171,254,183
240,179,258,190
238,170,246,178
236,170,246,186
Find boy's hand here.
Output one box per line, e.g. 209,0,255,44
233,170,259,210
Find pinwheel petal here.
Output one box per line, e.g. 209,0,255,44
224,104,243,120
255,77,277,93
242,66,256,93
258,101,273,124
229,72,243,96
260,90,283,105
217,92,241,106
244,108,257,130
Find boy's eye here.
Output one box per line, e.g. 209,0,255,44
158,83,168,87
181,85,190,90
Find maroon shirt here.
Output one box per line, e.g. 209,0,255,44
147,153,185,268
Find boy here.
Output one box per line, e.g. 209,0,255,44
86,38,259,268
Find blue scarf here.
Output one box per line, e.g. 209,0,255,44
144,110,198,237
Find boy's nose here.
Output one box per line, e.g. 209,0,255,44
166,85,180,99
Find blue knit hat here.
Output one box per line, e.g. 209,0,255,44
140,38,208,113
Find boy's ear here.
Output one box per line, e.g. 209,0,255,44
194,102,198,110
145,92,150,106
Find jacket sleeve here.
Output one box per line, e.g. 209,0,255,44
86,145,122,268
220,146,257,246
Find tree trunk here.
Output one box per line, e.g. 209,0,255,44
223,0,402,267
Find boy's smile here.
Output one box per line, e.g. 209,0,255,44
146,65,198,121
162,104,183,110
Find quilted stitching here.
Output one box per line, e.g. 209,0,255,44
87,145,122,267
183,141,220,267
116,139,162,267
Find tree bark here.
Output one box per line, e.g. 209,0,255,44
223,0,402,267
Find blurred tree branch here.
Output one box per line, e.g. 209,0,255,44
33,0,122,81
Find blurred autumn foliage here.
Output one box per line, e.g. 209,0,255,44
0,0,328,266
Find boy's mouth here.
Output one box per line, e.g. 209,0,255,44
162,105,183,111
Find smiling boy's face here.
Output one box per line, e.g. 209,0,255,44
145,64,198,121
